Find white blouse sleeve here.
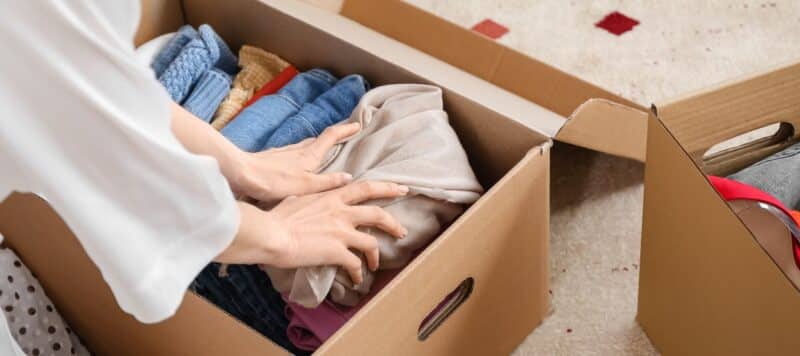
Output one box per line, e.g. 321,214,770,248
0,1,239,323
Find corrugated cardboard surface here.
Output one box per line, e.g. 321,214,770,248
639,61,800,355
656,61,800,169
557,99,648,162
136,0,184,45
0,0,554,354
638,111,800,355
340,0,649,162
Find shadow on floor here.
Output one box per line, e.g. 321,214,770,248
550,142,644,212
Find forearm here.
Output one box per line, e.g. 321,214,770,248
214,202,280,265
170,102,245,180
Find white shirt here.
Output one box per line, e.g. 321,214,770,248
0,2,239,352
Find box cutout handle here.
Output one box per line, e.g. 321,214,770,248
417,277,474,341
702,122,793,162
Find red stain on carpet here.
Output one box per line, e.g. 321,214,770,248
595,11,640,36
471,19,509,39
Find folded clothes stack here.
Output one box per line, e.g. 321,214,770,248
137,26,483,354
135,25,295,125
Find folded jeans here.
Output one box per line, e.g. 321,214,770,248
262,74,368,150
220,69,337,152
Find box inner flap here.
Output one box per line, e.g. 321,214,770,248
558,99,648,162
240,0,567,139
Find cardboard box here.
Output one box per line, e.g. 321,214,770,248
0,0,558,355
339,0,650,162
638,62,800,355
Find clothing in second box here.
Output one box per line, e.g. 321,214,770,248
728,141,800,210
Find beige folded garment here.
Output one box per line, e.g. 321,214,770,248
264,84,484,307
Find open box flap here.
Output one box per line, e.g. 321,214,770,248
340,0,648,162
558,99,648,161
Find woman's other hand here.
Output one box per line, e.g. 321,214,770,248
216,181,409,284
230,122,361,204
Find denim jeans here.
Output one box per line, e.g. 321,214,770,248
262,74,369,150
182,68,232,122
728,141,800,210
221,69,337,152
151,25,196,77
158,25,238,103
191,263,310,355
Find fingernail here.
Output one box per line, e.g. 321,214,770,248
342,173,353,182
398,185,409,194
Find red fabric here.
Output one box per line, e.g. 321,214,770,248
242,65,299,109
709,176,800,268
791,211,800,224
471,19,509,39
595,11,639,36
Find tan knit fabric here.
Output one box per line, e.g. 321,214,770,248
210,45,289,130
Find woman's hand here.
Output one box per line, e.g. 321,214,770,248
230,122,362,204
170,103,360,204
216,181,409,283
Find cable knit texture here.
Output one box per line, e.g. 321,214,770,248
182,68,233,122
150,25,196,77
157,25,237,103
211,46,290,130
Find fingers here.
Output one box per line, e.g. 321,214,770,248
335,250,365,285
308,123,361,161
349,205,407,239
337,181,409,205
342,230,380,271
301,172,353,194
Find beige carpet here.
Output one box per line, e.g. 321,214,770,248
304,1,800,354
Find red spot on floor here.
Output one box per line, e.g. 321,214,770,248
566,328,573,333
595,11,640,36
471,19,509,39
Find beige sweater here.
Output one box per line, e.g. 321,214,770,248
264,84,484,307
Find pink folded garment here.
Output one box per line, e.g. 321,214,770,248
285,270,398,351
